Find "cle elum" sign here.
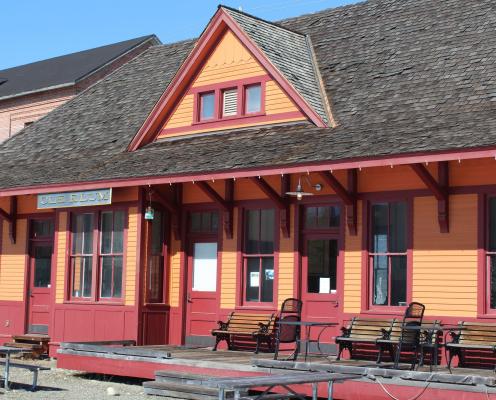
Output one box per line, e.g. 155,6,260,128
37,189,112,209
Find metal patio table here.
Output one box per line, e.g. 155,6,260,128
0,346,29,390
275,320,338,361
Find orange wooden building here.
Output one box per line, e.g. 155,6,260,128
0,0,494,366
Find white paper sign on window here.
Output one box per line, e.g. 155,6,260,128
192,242,217,292
319,277,330,294
250,272,260,287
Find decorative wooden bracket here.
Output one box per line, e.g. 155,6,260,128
196,180,234,239
410,162,449,233
320,170,357,235
0,196,17,244
250,176,290,238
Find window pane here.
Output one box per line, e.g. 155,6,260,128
390,202,407,253
31,220,54,238
307,239,337,294
491,255,496,309
246,84,261,113
211,212,219,231
372,204,388,253
151,211,164,255
316,207,330,228
201,212,211,232
100,256,113,298
101,212,113,254
33,245,52,287
260,209,274,254
72,214,94,254
329,206,341,227
72,256,92,298
200,92,215,120
489,199,496,252
305,207,317,228
245,210,260,254
149,255,164,303
373,255,388,305
191,212,201,232
391,256,407,306
261,257,274,302
246,258,260,302
192,243,217,292
113,256,123,298
113,211,125,253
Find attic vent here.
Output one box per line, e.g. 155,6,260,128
222,89,238,117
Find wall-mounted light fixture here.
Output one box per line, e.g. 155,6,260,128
285,175,322,200
144,185,155,220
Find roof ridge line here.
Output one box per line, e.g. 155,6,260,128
218,4,307,37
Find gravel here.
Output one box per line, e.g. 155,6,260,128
1,359,153,399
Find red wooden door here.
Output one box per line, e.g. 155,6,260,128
28,241,53,334
185,239,220,344
301,234,342,342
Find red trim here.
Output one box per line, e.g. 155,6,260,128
127,8,326,151
5,148,496,198
361,196,413,313
161,110,301,136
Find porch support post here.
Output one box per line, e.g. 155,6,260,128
0,196,16,244
319,170,357,235
250,176,290,238
195,181,234,239
410,162,449,233
223,179,234,239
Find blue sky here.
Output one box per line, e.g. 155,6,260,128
0,0,359,71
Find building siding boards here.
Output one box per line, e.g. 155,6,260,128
220,209,238,309
343,201,362,314
0,219,27,301
278,205,295,308
413,194,478,317
125,207,138,306
55,212,68,304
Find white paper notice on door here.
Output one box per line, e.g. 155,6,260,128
250,272,260,287
192,242,217,292
319,277,331,293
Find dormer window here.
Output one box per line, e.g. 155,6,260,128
200,92,215,120
194,79,266,124
245,84,261,114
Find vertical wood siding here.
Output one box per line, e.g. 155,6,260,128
125,207,138,306
343,201,362,313
220,208,238,308
0,219,27,301
278,205,295,307
413,194,478,317
55,212,68,303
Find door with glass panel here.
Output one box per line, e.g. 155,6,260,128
185,211,219,345
27,218,54,334
301,206,342,340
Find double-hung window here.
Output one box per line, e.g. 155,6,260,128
243,209,275,304
369,201,408,307
70,210,126,301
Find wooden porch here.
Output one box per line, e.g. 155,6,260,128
57,343,496,399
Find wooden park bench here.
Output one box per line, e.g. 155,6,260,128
335,318,396,361
446,321,496,371
212,312,276,353
0,360,50,390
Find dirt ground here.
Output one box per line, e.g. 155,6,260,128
1,358,153,399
